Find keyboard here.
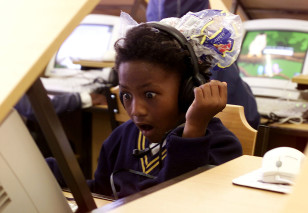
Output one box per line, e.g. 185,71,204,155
41,76,101,94
256,97,308,118
242,77,300,100
41,68,113,94
251,87,301,100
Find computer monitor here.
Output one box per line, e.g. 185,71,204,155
45,13,120,72
237,19,308,100
0,109,72,212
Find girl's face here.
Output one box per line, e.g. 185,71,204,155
118,61,184,143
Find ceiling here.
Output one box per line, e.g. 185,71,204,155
91,0,308,23
91,0,147,22
235,0,308,21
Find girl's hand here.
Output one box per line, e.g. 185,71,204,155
183,80,227,138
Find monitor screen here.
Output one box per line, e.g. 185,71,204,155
56,23,114,69
237,19,308,99
238,30,308,80
44,14,120,73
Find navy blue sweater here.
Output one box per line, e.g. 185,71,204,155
86,118,242,198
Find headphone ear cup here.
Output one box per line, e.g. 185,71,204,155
179,77,195,112
179,73,207,112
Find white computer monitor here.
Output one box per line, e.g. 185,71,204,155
0,109,72,212
45,13,121,73
237,19,308,100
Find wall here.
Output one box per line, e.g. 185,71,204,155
91,0,147,22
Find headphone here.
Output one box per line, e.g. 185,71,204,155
120,22,208,112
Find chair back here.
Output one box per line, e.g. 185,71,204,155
215,104,257,155
110,86,130,123
105,86,130,130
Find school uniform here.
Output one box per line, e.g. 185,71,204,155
86,118,242,198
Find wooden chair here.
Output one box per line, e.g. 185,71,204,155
106,87,257,155
105,86,130,130
215,104,257,155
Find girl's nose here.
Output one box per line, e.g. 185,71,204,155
130,98,147,117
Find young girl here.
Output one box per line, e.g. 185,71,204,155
86,22,242,199
47,10,243,199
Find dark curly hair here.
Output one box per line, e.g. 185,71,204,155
114,23,212,78
114,23,212,111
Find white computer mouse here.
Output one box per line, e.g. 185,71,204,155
261,147,306,185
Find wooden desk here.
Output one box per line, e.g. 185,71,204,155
292,74,308,85
63,191,112,208
93,155,289,213
256,122,308,157
269,122,308,132
73,59,115,68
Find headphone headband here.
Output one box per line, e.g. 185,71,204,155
119,23,207,112
146,22,205,86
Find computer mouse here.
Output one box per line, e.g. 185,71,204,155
261,147,306,185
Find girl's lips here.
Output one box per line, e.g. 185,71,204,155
135,123,154,136
139,124,153,131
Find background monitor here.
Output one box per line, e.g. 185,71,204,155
0,109,72,212
237,19,308,99
45,13,120,72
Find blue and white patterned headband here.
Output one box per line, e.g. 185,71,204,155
119,9,243,69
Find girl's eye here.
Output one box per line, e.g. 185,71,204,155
145,92,156,99
122,93,132,101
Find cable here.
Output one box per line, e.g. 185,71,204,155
132,142,161,158
111,130,174,199
110,168,157,200
263,112,304,125
277,116,303,124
